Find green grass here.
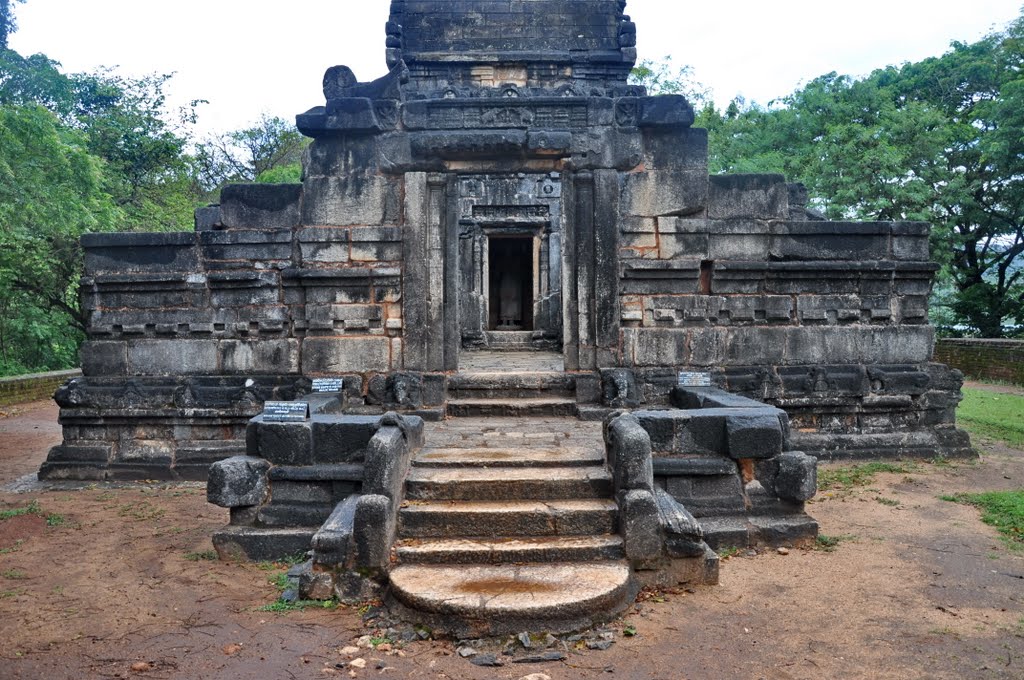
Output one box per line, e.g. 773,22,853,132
0,501,41,520
942,490,1024,551
874,496,901,507
818,462,917,492
0,501,67,527
184,550,217,562
813,534,855,552
1,569,27,580
717,546,740,559
258,599,335,613
957,388,1024,448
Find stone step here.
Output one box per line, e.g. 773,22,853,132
447,398,578,418
405,466,612,501
415,447,604,468
388,561,634,636
398,499,618,538
447,372,576,400
394,535,625,564
482,331,537,351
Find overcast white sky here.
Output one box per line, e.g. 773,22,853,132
9,0,1023,137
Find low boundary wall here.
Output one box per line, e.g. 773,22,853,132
935,339,1024,385
0,369,81,407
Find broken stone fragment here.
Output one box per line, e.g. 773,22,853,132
774,451,818,502
206,456,270,508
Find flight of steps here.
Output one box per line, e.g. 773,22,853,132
387,418,635,636
445,371,578,417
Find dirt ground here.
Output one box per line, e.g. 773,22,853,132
0,399,1022,680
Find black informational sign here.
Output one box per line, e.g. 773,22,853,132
262,401,310,422
311,378,344,393
678,372,712,387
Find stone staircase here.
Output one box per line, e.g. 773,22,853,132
446,350,578,418
386,417,636,636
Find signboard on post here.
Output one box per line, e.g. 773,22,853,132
262,402,310,422
311,378,344,393
678,372,712,387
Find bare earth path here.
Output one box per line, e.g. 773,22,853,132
0,400,1021,679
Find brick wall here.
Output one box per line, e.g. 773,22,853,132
935,339,1024,385
0,369,81,407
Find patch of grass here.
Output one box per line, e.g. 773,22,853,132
942,490,1024,551
875,496,901,507
0,589,24,599
0,500,40,520
717,546,740,559
818,462,917,492
0,501,67,527
957,388,1024,448
813,534,855,552
258,599,336,613
1,569,27,580
45,513,67,527
0,540,24,555
116,502,164,522
184,550,217,562
269,572,293,591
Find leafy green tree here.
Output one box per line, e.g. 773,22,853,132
0,0,25,50
629,55,711,107
0,47,200,374
194,114,307,194
0,103,121,371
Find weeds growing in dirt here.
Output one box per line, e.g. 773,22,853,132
717,546,740,559
184,550,217,562
875,496,901,507
0,540,24,555
0,500,69,527
1,569,27,580
258,599,336,613
941,490,1024,551
818,463,918,493
0,500,41,520
813,534,855,552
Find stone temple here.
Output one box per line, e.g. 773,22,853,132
41,0,972,632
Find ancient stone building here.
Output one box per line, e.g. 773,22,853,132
43,0,970,482
40,0,973,631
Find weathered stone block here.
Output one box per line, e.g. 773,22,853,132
301,175,399,226
80,341,128,376
606,414,654,492
207,456,271,508
773,451,818,501
220,183,301,229
257,421,314,466
312,415,380,463
301,337,391,374
619,489,661,562
725,413,784,459
708,175,788,220
220,340,300,375
128,340,218,376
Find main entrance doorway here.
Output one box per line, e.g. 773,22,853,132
488,236,535,332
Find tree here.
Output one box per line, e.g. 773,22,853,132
629,55,711,107
0,0,25,50
194,114,307,194
0,103,121,371
0,47,201,374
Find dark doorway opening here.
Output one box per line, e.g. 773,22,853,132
488,236,534,331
